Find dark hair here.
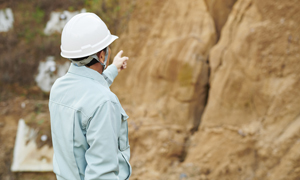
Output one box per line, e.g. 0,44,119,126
71,56,88,61
71,47,107,67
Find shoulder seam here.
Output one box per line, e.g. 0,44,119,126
49,100,89,118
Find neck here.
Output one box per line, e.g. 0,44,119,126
87,63,103,74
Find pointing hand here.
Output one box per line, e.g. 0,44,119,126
113,50,129,72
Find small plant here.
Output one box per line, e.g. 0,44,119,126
33,7,45,24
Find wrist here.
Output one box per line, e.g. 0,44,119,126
112,62,120,70
111,64,118,71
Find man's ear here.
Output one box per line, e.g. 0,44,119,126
97,51,105,64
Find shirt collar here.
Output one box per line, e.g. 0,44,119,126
68,63,109,88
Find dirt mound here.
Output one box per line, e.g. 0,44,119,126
0,97,55,179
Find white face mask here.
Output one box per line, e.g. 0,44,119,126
99,47,109,70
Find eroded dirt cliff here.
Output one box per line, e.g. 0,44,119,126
185,0,300,179
112,0,300,179
111,0,216,179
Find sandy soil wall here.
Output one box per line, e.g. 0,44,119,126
112,0,300,179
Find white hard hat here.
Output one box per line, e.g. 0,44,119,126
60,12,118,59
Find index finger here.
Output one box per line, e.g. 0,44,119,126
116,50,123,58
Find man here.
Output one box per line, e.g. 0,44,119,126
49,13,131,180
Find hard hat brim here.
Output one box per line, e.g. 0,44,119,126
61,34,118,59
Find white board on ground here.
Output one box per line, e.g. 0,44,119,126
11,119,53,172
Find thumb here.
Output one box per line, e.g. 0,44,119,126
116,50,123,58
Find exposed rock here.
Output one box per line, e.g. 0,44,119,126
35,56,70,92
111,0,216,178
44,9,86,35
186,0,300,179
0,8,14,32
204,0,237,39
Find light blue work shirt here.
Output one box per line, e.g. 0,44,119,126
49,63,131,180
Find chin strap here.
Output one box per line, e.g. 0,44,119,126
99,47,109,70
69,55,96,67
69,48,109,68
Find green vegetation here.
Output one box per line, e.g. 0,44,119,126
84,0,135,34
0,0,135,101
33,7,45,24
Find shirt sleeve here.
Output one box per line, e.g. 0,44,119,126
102,64,118,87
85,101,119,180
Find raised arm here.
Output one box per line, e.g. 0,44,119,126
103,64,118,87
102,50,129,87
